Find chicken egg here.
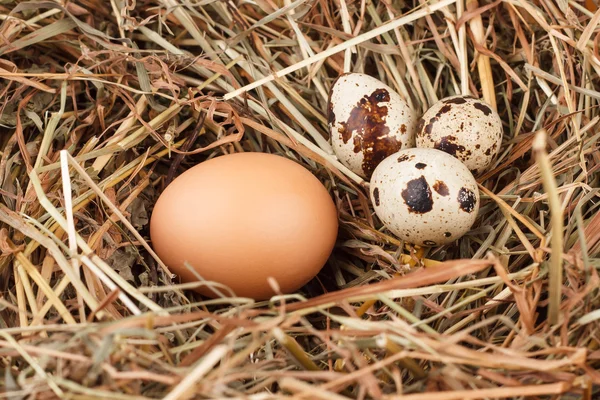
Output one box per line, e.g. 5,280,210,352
416,95,503,174
150,152,338,300
328,73,417,178
370,148,479,246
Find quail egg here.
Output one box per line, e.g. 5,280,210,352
328,73,417,178
416,95,502,174
370,148,479,246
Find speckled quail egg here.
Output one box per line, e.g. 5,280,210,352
328,73,417,178
370,148,479,246
416,95,503,175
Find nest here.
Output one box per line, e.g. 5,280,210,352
1,0,599,398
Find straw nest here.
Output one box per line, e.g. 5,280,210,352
1,0,599,398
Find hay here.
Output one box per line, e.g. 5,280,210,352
0,0,599,398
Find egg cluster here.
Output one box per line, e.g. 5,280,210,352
328,73,503,246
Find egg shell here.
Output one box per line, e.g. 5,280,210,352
416,95,503,174
328,73,417,179
150,153,338,300
370,148,479,246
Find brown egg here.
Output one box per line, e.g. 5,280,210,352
150,152,338,300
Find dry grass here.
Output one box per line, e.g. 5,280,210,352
0,0,599,398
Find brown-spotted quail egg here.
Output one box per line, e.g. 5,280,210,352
328,73,417,178
370,148,479,246
416,95,502,175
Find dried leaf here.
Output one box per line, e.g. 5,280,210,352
107,247,137,282
127,197,148,230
